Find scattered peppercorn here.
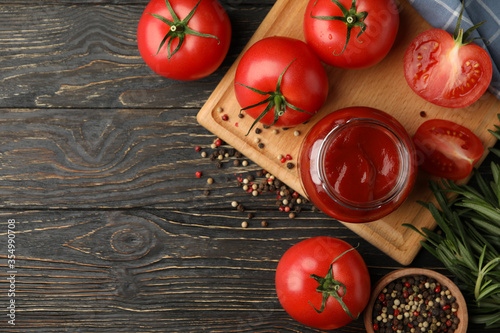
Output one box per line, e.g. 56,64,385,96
194,136,313,225
286,162,294,169
258,142,265,149
221,114,229,121
255,128,262,134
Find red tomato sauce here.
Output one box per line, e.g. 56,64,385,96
299,107,417,223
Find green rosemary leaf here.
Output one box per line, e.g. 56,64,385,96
473,168,497,205
421,227,443,245
470,217,500,236
459,201,500,224
490,147,500,159
491,162,500,206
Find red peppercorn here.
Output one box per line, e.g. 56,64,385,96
280,157,286,163
405,282,411,288
214,138,222,147
373,323,379,331
413,310,419,317
195,145,201,152
221,114,229,121
195,171,202,178
393,309,399,316
446,319,452,327
403,290,409,298
443,304,451,311
285,154,292,160
292,191,299,199
284,206,290,213
378,293,385,302
435,285,441,293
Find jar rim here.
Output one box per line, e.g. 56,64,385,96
316,117,413,211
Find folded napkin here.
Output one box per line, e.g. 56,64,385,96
408,0,500,100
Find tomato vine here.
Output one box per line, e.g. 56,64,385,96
310,0,368,55
149,0,220,59
236,59,312,135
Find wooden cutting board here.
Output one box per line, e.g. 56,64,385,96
197,0,500,265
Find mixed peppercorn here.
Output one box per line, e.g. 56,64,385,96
194,136,313,227
372,275,460,333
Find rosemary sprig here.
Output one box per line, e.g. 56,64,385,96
404,115,500,329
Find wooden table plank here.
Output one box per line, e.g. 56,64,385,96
0,3,270,109
0,209,443,332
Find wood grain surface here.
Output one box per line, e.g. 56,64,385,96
0,1,499,332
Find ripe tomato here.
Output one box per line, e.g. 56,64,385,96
413,119,484,180
234,36,329,133
275,236,370,330
303,0,399,69
403,11,492,108
137,0,231,81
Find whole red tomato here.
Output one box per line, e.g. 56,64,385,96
137,0,231,81
275,236,371,330
404,24,492,108
234,36,329,133
413,119,484,180
303,0,399,69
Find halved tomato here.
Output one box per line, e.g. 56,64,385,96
413,119,484,179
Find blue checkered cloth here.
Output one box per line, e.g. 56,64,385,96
408,0,500,100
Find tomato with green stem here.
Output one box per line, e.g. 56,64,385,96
403,3,492,108
303,0,399,69
275,236,370,330
137,0,231,81
413,119,484,180
234,37,329,134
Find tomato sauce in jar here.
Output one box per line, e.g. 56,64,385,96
299,107,417,223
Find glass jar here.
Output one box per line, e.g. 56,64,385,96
298,107,417,223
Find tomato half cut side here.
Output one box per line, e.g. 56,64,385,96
413,119,484,180
403,2,493,109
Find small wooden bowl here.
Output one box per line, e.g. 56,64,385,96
364,268,468,333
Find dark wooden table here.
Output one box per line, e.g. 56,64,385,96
1,1,499,332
